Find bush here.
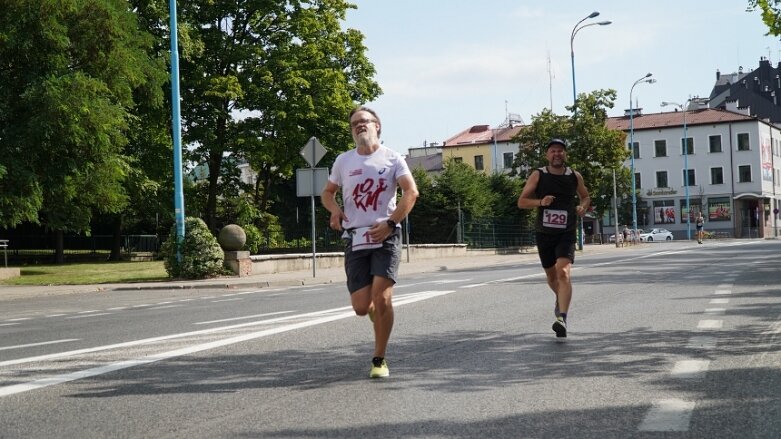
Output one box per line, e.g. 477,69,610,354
160,217,224,279
243,224,262,254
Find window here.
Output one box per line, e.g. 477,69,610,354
710,167,724,185
683,169,695,186
708,197,731,221
709,135,722,153
654,140,667,157
737,133,750,151
628,141,639,159
656,171,668,188
503,152,514,169
681,137,694,155
453,157,463,163
680,199,702,223
738,165,752,182
653,199,676,224
474,155,484,171
634,172,641,189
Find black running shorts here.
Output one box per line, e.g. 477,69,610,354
535,231,576,269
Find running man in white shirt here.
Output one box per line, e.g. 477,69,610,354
321,106,419,378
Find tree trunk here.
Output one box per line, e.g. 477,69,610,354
54,230,64,264
109,216,122,261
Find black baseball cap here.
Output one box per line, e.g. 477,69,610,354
547,138,567,149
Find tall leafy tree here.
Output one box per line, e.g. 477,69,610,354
143,0,380,231
748,0,781,34
0,0,168,262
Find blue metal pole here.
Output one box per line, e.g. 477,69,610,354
683,109,690,240
169,0,185,259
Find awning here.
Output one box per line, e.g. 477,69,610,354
733,192,762,200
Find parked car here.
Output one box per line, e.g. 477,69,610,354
640,228,673,242
608,233,623,243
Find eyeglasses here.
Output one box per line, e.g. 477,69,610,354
350,118,377,129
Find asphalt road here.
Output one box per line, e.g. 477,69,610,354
0,239,779,438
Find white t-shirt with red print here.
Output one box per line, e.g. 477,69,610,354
328,145,411,230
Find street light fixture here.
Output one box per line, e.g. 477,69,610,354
570,12,612,106
570,11,611,250
661,100,692,240
629,73,656,241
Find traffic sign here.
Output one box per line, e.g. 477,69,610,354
296,167,329,197
300,137,326,167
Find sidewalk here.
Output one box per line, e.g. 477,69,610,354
0,244,628,301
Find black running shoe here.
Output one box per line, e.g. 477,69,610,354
552,317,567,340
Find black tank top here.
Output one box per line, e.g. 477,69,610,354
534,166,578,233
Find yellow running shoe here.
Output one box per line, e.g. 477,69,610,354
367,305,375,323
369,357,389,378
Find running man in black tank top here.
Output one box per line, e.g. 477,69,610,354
516,138,591,341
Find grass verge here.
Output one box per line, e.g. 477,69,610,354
1,261,169,285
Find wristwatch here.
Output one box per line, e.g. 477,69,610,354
386,219,396,229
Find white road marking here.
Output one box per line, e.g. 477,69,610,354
5,317,32,322
194,311,294,325
704,308,726,315
66,313,112,320
0,323,20,327
671,360,710,378
106,307,127,311
714,289,731,295
697,320,723,329
211,298,243,303
0,339,80,352
148,305,184,310
709,298,729,304
45,314,66,318
639,399,696,431
762,321,781,335
0,290,458,395
77,310,101,314
716,284,732,289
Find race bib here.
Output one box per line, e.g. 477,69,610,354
542,208,568,229
351,226,382,250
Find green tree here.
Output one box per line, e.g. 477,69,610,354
0,0,167,262
748,0,781,34
138,0,380,231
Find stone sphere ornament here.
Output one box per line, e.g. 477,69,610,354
218,224,246,251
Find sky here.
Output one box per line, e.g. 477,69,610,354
342,0,781,155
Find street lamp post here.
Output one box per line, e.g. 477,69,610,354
570,12,612,106
169,0,186,260
629,73,656,241
661,100,692,240
570,11,611,249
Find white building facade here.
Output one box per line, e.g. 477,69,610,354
607,107,781,239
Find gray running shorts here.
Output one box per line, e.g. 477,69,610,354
343,228,402,294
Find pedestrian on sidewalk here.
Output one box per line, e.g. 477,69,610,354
696,211,705,244
516,138,591,341
321,106,419,378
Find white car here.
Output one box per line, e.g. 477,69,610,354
640,228,673,242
